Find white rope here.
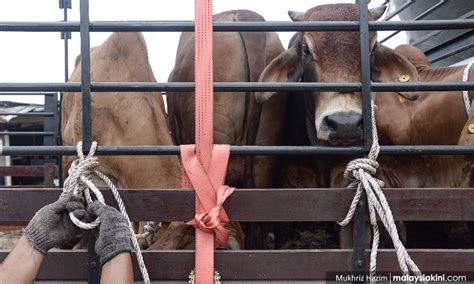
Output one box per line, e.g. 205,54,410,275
136,221,161,247
338,101,424,282
62,141,151,284
462,62,473,115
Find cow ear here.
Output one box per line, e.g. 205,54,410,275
372,44,421,100
369,5,387,21
256,47,303,103
74,54,81,68
288,10,304,22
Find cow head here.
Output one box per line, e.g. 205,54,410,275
257,4,418,146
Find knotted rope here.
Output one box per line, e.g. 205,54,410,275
463,62,473,115
338,101,423,281
63,141,151,284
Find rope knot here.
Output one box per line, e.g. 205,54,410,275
187,185,235,246
344,158,379,179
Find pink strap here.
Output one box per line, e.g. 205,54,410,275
180,1,234,283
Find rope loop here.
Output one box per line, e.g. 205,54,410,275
61,141,151,284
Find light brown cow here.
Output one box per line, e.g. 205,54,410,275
62,32,244,250
167,10,287,249
62,32,181,189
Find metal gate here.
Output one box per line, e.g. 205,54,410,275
1,0,474,281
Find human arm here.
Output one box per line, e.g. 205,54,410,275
100,252,134,284
0,236,44,284
0,194,87,284
87,201,134,284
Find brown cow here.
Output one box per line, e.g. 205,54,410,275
167,10,287,249
258,4,473,248
62,32,244,250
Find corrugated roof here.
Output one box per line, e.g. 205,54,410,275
0,102,44,124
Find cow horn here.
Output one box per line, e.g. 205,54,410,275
369,5,387,21
288,10,304,22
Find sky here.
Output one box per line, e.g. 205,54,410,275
0,0,404,105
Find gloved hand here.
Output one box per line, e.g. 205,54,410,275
88,201,133,265
23,193,89,254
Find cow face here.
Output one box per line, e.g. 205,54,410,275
257,4,386,146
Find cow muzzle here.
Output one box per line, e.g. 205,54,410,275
320,112,363,145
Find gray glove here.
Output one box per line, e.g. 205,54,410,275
88,201,133,265
23,193,89,254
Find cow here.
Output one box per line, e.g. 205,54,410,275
167,10,287,249
257,4,473,248
62,32,244,250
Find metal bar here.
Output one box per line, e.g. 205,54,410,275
80,0,92,151
0,82,473,93
412,11,474,46
0,132,54,136
0,20,473,32
43,94,56,146
359,0,373,151
62,0,70,82
353,0,370,277
79,1,98,283
0,112,55,116
384,0,414,21
2,145,474,156
426,31,474,63
380,0,447,43
351,192,368,275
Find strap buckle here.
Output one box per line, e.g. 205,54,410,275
188,269,221,284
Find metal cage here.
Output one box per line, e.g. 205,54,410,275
1,0,474,282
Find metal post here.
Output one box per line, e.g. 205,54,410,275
359,0,373,150
350,0,371,278
80,0,92,151
79,0,99,283
58,0,71,187
43,93,56,146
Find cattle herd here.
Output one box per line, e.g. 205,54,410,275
59,4,474,251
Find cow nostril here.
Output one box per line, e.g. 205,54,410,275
325,116,338,131
325,113,363,132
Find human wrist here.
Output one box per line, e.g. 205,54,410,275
22,223,54,254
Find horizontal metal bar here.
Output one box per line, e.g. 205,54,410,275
1,145,474,156
0,82,473,93
0,83,81,92
0,20,472,32
1,250,473,280
0,131,54,136
0,112,54,116
0,92,57,96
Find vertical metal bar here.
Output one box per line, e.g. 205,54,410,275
359,0,372,150
80,0,92,150
351,192,368,275
351,0,371,278
63,0,70,83
43,94,56,146
79,1,99,283
58,0,70,187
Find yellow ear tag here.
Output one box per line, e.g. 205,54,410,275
398,74,410,102
468,124,474,134
398,95,408,103
399,74,410,82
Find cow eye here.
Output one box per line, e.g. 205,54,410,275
302,43,312,58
